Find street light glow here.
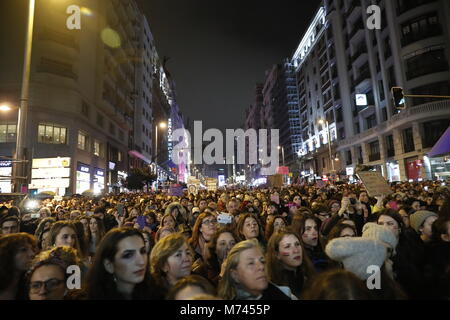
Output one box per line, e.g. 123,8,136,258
159,122,167,129
318,119,325,125
0,104,12,112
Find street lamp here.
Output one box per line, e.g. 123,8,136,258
318,119,335,172
155,121,167,184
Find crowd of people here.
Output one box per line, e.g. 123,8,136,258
0,179,449,300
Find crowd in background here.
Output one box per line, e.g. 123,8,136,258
0,179,449,300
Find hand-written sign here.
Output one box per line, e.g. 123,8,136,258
356,171,393,197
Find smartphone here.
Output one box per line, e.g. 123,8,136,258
217,213,233,225
117,204,124,217
30,213,40,219
136,216,146,229
86,211,94,216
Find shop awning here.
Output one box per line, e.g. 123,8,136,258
429,126,450,158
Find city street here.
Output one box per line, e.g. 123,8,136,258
0,0,449,304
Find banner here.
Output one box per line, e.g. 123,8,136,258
356,171,393,197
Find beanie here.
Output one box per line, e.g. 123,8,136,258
325,237,387,280
362,223,398,250
409,210,438,233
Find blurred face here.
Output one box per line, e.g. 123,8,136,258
242,217,259,240
215,232,236,262
106,236,147,290
227,201,238,214
273,218,286,233
41,231,51,250
331,203,340,214
302,219,318,247
378,215,400,239
293,196,301,206
174,285,207,300
163,216,176,229
277,234,303,270
29,265,65,300
412,201,420,211
253,200,260,207
231,247,268,296
163,243,193,284
398,209,410,228
55,227,77,248
79,219,88,234
171,207,180,218
359,192,369,203
181,199,188,207
199,200,207,210
143,233,151,253
89,218,98,234
1,220,19,234
14,243,36,272
340,227,356,238
199,216,218,242
420,216,438,240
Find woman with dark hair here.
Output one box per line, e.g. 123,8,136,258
376,209,425,299
293,214,330,272
34,218,56,246
48,222,82,255
0,233,37,299
325,222,357,247
188,212,218,262
192,227,236,286
264,216,287,241
149,233,193,300
302,269,373,300
160,213,177,230
88,216,106,256
86,227,153,300
27,246,84,300
266,229,316,298
235,213,265,245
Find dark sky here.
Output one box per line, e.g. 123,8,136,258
143,0,322,131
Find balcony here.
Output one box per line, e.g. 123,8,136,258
351,44,367,64
369,153,381,162
397,0,437,16
406,62,449,80
352,68,371,86
401,25,443,47
349,20,364,40
323,100,333,111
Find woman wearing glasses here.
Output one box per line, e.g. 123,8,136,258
188,212,218,262
27,246,82,300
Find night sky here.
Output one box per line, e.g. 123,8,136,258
143,0,322,131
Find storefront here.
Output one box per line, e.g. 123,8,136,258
429,157,450,180
0,161,12,193
386,161,401,182
93,168,105,194
29,158,71,196
76,162,91,194
405,157,421,181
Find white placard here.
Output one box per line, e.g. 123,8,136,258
32,167,71,179
356,171,393,197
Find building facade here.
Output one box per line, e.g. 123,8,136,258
293,0,450,181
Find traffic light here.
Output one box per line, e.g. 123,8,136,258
391,87,406,110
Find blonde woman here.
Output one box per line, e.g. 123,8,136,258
218,239,294,300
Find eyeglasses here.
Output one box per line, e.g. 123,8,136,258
29,279,64,293
202,219,218,226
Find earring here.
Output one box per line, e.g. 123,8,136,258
113,274,117,283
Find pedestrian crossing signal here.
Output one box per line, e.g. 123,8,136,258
391,87,406,110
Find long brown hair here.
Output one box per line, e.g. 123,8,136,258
235,213,265,243
188,212,215,249
266,229,315,286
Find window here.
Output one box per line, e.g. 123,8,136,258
78,131,88,151
93,139,104,158
336,108,343,122
118,151,123,162
322,157,326,168
386,135,395,157
109,122,116,136
405,47,449,80
411,81,450,106
369,140,381,161
0,124,17,143
366,114,377,130
403,128,415,153
401,13,442,47
422,120,449,148
96,113,104,128
81,102,89,118
38,124,67,144
346,150,352,165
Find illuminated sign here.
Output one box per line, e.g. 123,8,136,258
346,167,354,176
95,168,105,177
108,161,116,170
32,157,70,169
77,162,90,173
0,161,12,167
356,94,368,106
218,175,225,187
32,168,70,179
29,178,70,189
168,118,173,160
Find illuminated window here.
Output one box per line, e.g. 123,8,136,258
78,131,88,151
38,124,67,144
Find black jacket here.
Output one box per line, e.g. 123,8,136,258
424,241,450,299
